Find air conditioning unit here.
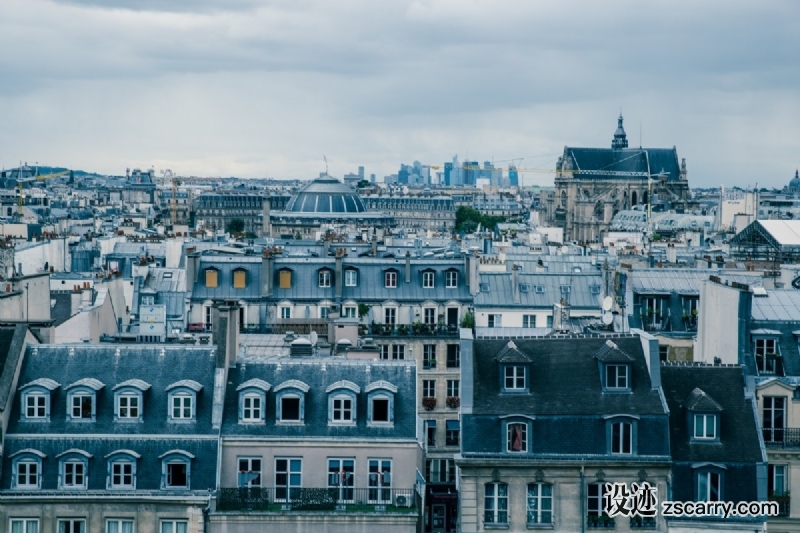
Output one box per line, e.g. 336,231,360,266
395,494,413,508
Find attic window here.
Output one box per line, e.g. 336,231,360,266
590,285,601,295
535,285,545,294
520,284,530,293
205,269,218,288
480,283,490,292
163,272,173,279
233,269,247,289
279,270,292,289
560,285,570,294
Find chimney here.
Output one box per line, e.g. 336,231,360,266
371,235,377,256
335,248,344,299
212,303,240,368
71,289,82,315
666,243,677,264
512,264,520,304
405,251,411,283
81,287,92,308
466,251,480,296
324,238,331,257
185,251,199,290
262,195,271,236
261,249,273,297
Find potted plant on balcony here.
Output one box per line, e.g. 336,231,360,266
690,308,698,325
422,397,437,410
398,324,409,336
588,515,600,528
412,321,424,335
446,396,460,408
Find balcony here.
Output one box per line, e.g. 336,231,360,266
366,323,459,337
630,516,657,529
769,495,790,518
763,428,800,448
216,487,417,513
587,515,615,529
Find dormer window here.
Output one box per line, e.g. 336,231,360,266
504,366,526,390
605,365,629,390
445,270,458,288
20,378,60,421
237,378,271,424
166,380,203,422
595,340,634,393
501,415,534,453
57,449,92,490
385,270,397,288
605,415,638,455
345,269,358,287
754,336,781,375
366,380,397,427
66,378,104,422
422,270,435,288
233,268,247,289
327,380,360,426
275,379,310,424
318,269,332,288
11,449,46,490
205,268,219,288
112,379,150,422
495,341,532,393
161,450,194,489
106,450,140,489
684,387,723,443
694,414,717,440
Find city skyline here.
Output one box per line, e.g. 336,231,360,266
1,0,798,188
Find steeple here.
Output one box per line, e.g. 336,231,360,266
612,113,628,150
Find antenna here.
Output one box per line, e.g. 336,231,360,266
323,155,328,176
639,120,642,148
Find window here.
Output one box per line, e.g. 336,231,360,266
507,422,528,453
142,296,155,306
276,458,302,501
343,306,357,318
373,397,389,422
117,394,140,419
328,458,355,502
70,394,93,419
426,420,437,447
769,464,787,496
611,421,633,454
447,379,460,398
110,460,135,489
281,396,301,421
242,394,262,422
755,338,779,374
484,482,508,524
605,364,629,390
280,307,291,319
424,307,436,325
384,307,396,325
205,269,218,288
279,269,292,289
423,345,437,369
764,397,786,443
205,306,212,329
446,420,460,446
694,414,717,440
233,269,246,289
238,457,262,487
106,519,134,533
392,345,405,360
331,394,354,423
446,270,458,288
15,460,40,489
25,393,47,419
166,462,188,488
345,270,358,287
697,471,721,501
426,459,456,483
488,314,502,328
423,271,435,288
385,271,397,288
523,314,535,328
10,520,39,533
659,345,669,362
588,482,607,518
171,394,193,420
423,379,436,398
62,460,87,489
527,483,553,524
447,345,460,368
160,521,187,533
320,306,330,319
319,270,331,288
380,345,390,360
59,520,85,533
368,459,392,503
504,365,526,391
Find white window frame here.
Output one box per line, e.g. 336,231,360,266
694,414,717,440
241,393,263,423
770,464,787,496
69,391,95,420
10,519,39,533
344,270,358,287
169,392,194,420
330,393,355,424
160,520,188,533
506,421,528,453
106,519,134,533
698,471,722,501
318,270,331,288
610,421,633,454
116,392,141,420
445,270,458,288
238,457,262,487
369,393,393,425
368,459,392,504
61,459,87,489
385,271,397,288
504,365,526,391
24,391,48,419
527,482,553,524
522,314,535,328
422,271,435,288
484,482,509,524
328,458,355,502
275,458,303,502
488,314,502,328
605,364,629,390
164,459,190,489
280,306,291,319
587,482,606,517
423,379,436,398
423,307,436,325
392,344,405,360
109,459,136,489
447,379,460,398
14,458,41,489
277,392,304,423
384,307,396,325
58,519,86,533
343,306,357,318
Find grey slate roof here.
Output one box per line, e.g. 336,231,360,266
474,272,602,309
594,339,635,362
0,325,29,413
751,289,800,321
682,387,724,412
566,147,681,181
631,269,762,296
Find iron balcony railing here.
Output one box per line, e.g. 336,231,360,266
763,427,800,448
768,495,790,518
216,487,417,513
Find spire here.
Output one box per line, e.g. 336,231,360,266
612,113,628,149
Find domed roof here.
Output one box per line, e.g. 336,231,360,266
285,175,367,214
790,169,800,189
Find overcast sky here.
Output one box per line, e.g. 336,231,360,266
1,0,798,188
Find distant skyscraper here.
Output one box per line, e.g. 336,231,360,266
358,166,365,180
464,161,479,186
508,166,519,187
370,173,376,184
444,162,453,186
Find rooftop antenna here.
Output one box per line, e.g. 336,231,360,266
323,155,328,176
639,120,642,149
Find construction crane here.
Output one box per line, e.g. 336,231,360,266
15,169,69,216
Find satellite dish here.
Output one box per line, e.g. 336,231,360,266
309,331,318,346
560,245,569,254
602,313,613,325
602,296,613,311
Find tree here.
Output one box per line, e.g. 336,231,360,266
357,180,371,188
455,206,506,233
226,218,245,234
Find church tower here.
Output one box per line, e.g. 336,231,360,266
611,114,628,150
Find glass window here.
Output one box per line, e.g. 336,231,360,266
281,396,301,421
504,365,526,390
392,345,404,360
694,414,717,440
276,458,302,501
25,393,47,418
71,394,93,419
423,379,436,398
242,394,262,422
233,270,246,289
763,397,786,443
698,471,721,501
423,345,437,369
426,421,437,447
484,482,509,524
446,271,457,288
587,483,607,517
205,269,218,288
611,421,632,454
332,395,353,422
345,270,358,287
16,460,39,488
379,345,390,360
63,461,86,488
110,461,134,488
280,307,291,319
755,338,779,374
426,459,455,483
106,520,134,533
368,459,392,503
447,345,460,368
58,520,85,533
343,306,357,318
527,483,553,524
320,307,330,319
160,521,187,533
372,397,390,422
424,308,436,325
385,271,397,288
318,270,331,288
142,296,155,306
423,271,434,288
166,462,188,487
384,308,396,325
769,464,787,496
488,314,502,328
238,457,262,487
171,394,193,419
447,379,460,398
117,394,139,419
446,421,460,446
507,422,528,453
605,364,629,390
11,520,39,533
328,459,355,502
522,314,535,328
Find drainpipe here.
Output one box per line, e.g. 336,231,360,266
580,465,585,533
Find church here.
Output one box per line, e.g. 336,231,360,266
543,115,693,242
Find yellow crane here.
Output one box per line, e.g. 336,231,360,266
16,170,69,216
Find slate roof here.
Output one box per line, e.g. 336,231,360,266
471,335,664,416
474,272,602,309
594,339,635,362
221,358,417,440
660,364,764,463
682,388,724,412
751,289,800,321
631,269,762,296
566,147,681,181
0,325,29,413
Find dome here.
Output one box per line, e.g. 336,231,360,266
790,169,800,189
285,175,367,214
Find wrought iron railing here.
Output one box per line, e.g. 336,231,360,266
216,487,417,513
630,516,657,529
768,495,790,517
587,515,615,529
763,427,800,448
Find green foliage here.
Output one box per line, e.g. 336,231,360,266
226,218,245,234
454,206,506,233
652,233,662,241
294,231,302,240
461,311,475,329
357,180,371,188
358,303,372,319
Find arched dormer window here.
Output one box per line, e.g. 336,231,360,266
277,268,293,289
500,415,535,454
19,378,60,422
275,379,310,424
204,267,219,288
232,268,247,289
10,448,46,490
112,379,150,422
106,449,140,489
344,267,359,287
160,449,194,490
603,414,639,455
57,449,92,490
166,380,203,422
318,267,333,288
326,380,360,425
65,378,104,422
366,380,397,427
237,379,271,424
